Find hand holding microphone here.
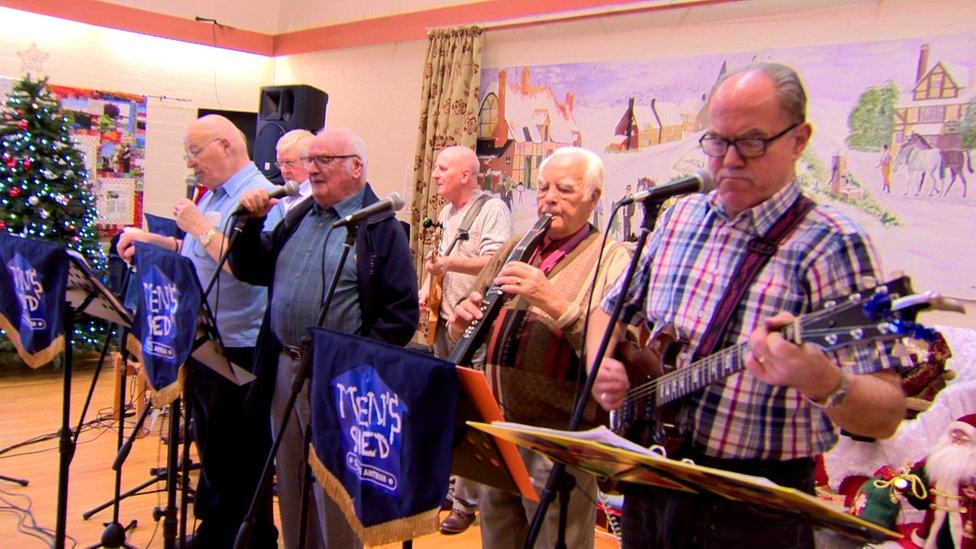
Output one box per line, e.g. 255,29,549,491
233,180,301,218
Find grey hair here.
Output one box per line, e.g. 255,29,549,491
538,146,604,199
276,129,314,156
712,62,807,124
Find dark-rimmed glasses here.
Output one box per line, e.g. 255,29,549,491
699,122,800,159
301,154,358,168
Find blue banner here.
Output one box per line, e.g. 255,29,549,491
126,241,201,404
308,328,458,545
144,212,184,240
0,234,68,368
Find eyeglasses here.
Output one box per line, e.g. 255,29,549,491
274,160,301,170
301,154,358,168
183,138,222,162
699,122,801,159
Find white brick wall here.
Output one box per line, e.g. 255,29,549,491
0,7,274,220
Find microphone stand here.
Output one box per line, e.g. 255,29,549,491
235,219,360,549
522,199,663,549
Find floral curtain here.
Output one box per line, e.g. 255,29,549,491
409,26,484,342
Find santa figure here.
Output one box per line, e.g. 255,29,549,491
907,413,976,548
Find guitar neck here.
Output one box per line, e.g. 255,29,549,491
652,325,797,406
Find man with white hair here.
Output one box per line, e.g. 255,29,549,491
450,146,632,548
231,127,418,549
273,129,314,214
118,114,283,547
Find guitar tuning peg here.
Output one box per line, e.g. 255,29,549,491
862,277,877,290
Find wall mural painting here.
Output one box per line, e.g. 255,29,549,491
477,33,976,303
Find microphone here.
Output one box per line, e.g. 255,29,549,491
332,192,406,228
229,180,300,217
185,173,198,200
617,169,715,205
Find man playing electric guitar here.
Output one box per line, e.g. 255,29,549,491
587,63,909,548
417,145,511,534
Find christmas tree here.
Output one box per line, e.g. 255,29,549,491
1,75,107,347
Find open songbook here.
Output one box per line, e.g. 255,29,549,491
470,421,902,544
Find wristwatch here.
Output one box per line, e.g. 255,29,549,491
197,227,218,247
804,369,850,409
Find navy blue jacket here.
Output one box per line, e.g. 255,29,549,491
229,183,419,407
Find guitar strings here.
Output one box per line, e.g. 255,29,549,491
619,295,887,406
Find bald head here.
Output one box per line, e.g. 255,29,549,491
305,127,368,208
432,145,481,207
184,114,251,189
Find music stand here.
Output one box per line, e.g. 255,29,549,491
472,421,902,545
451,367,537,501
58,248,135,549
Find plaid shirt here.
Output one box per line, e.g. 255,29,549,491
603,181,906,460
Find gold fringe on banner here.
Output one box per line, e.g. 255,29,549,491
0,313,64,368
126,333,184,406
308,446,441,546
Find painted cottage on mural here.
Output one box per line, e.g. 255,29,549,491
895,43,975,150
608,97,690,152
477,67,582,190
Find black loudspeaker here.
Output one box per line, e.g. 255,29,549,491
254,84,328,183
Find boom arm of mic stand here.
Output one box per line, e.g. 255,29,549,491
203,215,249,300
522,200,661,549
234,221,360,549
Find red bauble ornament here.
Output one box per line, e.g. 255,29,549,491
0,221,6,230
4,158,14,169
23,158,31,171
17,120,27,130
8,187,22,198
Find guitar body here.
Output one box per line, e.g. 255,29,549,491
425,274,444,346
613,325,687,453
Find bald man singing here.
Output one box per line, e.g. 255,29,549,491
119,114,282,547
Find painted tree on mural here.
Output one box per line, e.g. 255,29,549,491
962,97,976,150
846,81,899,151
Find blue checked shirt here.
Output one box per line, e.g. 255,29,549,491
603,181,907,460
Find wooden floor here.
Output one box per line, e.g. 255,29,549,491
0,360,619,548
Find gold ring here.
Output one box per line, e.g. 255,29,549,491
757,356,766,365
516,278,521,285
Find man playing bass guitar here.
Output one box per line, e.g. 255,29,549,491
587,63,909,548
417,145,512,534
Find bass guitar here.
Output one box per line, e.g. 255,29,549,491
422,217,445,347
611,276,955,450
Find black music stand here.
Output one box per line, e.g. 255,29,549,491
58,249,136,549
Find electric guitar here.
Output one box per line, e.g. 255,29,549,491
422,218,444,347
611,276,957,451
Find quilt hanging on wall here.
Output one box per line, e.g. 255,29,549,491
1,77,146,237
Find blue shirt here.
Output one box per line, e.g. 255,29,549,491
270,188,365,347
181,163,283,348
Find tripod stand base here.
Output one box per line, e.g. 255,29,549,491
96,519,138,549
0,474,29,486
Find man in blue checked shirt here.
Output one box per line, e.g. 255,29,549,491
119,114,283,548
587,63,908,548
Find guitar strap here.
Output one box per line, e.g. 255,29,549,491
442,193,492,255
693,194,816,360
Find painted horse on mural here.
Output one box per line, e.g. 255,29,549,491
893,133,972,198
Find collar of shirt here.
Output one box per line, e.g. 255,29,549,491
707,180,802,237
201,163,262,208
310,185,367,218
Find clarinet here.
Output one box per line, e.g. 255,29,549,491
448,213,553,365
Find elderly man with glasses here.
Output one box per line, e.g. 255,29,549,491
273,129,315,214
230,127,418,549
118,114,284,548
588,63,907,548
